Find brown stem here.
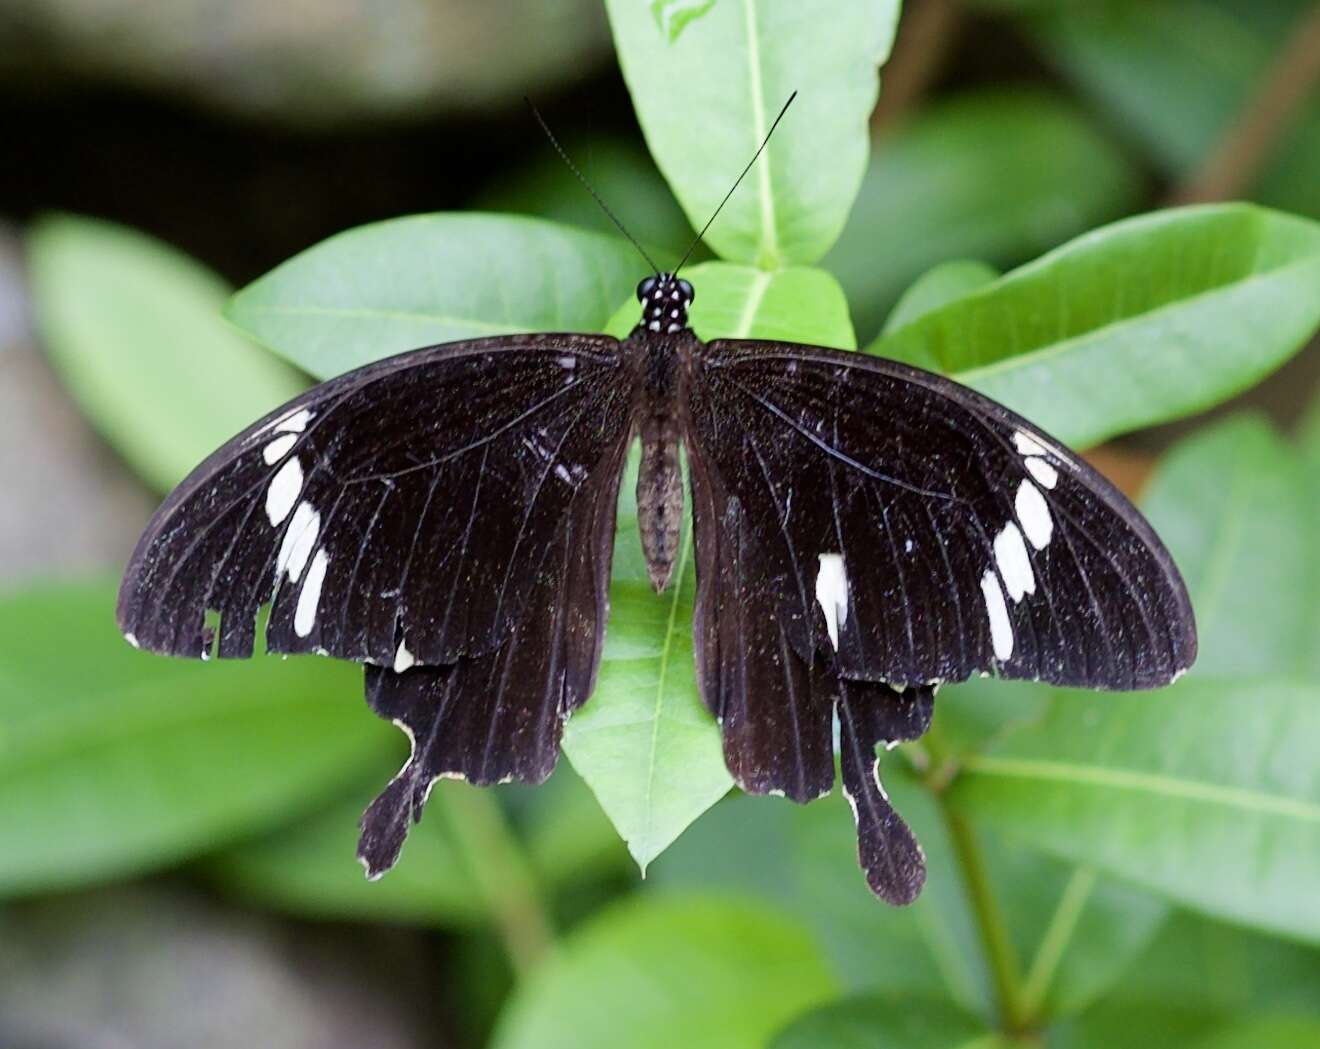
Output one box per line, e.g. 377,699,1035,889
1173,2,1320,204
872,0,964,135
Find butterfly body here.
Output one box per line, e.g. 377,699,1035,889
631,273,695,591
118,269,1194,903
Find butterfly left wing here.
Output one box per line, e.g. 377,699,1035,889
118,333,633,667
356,432,626,875
684,337,1196,902
118,333,636,876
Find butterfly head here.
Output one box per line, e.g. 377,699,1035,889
636,273,694,335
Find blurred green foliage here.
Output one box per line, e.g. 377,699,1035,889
9,1,1320,1047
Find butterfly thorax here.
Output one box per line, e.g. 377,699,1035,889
630,273,694,592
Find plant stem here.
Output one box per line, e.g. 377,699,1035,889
440,782,555,978
1019,865,1098,1018
872,0,964,135
1173,2,1320,204
922,725,1031,1035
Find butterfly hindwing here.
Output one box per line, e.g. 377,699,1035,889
686,339,1196,692
118,334,634,668
357,436,627,876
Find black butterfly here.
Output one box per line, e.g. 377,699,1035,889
117,101,1195,904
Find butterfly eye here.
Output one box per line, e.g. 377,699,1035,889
678,279,694,303
636,276,658,302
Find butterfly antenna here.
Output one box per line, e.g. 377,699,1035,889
673,90,798,278
525,97,663,275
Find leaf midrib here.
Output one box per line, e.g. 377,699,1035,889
940,253,1320,387
961,754,1320,824
741,0,778,266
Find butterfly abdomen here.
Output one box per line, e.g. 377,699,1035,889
633,332,687,593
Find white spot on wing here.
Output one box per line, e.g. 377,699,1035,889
554,463,573,483
124,632,140,649
275,408,312,434
1015,479,1054,550
1013,431,1046,457
993,521,1035,602
980,568,1014,661
294,549,328,637
277,501,321,581
394,640,415,673
815,553,849,650
648,320,661,331
557,356,576,369
262,433,297,465
1025,457,1058,489
265,456,303,525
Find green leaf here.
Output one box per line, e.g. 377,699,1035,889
1030,0,1320,218
226,213,644,379
211,774,487,927
771,996,1007,1049
950,676,1320,942
650,765,991,1015
1096,908,1320,1017
883,260,1000,335
650,0,717,42
565,262,855,872
985,850,1168,1019
0,581,387,895
1140,414,1309,677
1193,1016,1320,1049
866,204,1320,448
27,214,308,492
490,895,838,1049
1057,1000,1234,1049
653,751,1166,1022
826,91,1142,341
605,0,897,268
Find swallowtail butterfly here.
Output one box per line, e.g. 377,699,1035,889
117,103,1196,904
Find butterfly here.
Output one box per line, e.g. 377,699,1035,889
117,102,1196,905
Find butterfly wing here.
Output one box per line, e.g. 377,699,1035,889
685,338,1196,902
356,430,626,875
119,333,635,877
119,333,634,668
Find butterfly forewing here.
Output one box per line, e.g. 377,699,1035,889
118,334,634,668
686,339,1196,691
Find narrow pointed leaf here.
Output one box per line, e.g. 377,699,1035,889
867,204,1320,448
